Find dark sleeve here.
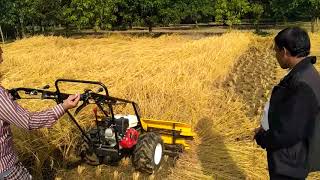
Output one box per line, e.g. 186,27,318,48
255,82,318,150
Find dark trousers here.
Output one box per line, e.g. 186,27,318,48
270,173,305,180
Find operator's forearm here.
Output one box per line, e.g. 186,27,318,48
0,87,65,130
27,104,65,129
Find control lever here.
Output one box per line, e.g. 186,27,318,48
97,87,103,93
30,90,38,95
74,101,88,115
42,85,50,89
74,90,91,115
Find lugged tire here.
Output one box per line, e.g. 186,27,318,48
133,132,164,174
76,140,102,165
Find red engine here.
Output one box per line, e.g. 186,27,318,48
119,128,139,149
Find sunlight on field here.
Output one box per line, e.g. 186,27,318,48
311,33,320,60
1,32,320,179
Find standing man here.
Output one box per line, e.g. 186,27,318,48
254,27,320,180
0,46,80,179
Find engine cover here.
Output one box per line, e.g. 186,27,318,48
114,117,129,136
119,128,139,149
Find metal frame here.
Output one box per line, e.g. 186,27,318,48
8,79,143,156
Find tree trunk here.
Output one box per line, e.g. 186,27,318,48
53,24,56,33
255,23,260,33
129,22,133,30
0,25,4,44
100,12,104,30
32,21,36,35
66,23,70,37
148,25,152,32
316,17,319,32
41,21,45,32
15,26,20,40
19,17,26,38
283,16,288,26
99,3,104,30
195,20,199,29
254,18,261,33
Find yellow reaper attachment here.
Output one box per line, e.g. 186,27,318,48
140,118,195,155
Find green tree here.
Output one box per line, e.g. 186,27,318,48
215,0,250,28
94,0,117,30
159,0,186,26
270,0,297,23
132,0,187,32
63,0,116,30
184,0,214,28
0,0,34,38
109,0,141,30
309,0,320,32
63,0,96,30
0,0,60,38
133,0,166,32
251,3,264,32
34,0,63,32
292,0,320,32
0,0,15,40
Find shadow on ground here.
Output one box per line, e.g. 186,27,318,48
196,117,246,179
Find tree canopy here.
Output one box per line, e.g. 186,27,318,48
0,0,319,40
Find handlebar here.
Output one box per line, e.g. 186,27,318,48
55,79,109,97
7,80,142,143
7,79,140,116
8,87,132,105
9,88,92,102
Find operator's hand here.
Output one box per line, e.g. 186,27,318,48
254,126,263,134
253,126,264,140
62,94,80,110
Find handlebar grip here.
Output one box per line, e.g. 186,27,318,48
58,93,86,101
40,90,54,99
80,94,86,101
8,89,21,100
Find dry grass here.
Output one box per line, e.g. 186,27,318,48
1,32,320,179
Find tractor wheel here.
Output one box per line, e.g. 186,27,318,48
133,132,164,174
76,140,102,166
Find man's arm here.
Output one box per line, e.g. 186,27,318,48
255,82,318,150
0,88,70,130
